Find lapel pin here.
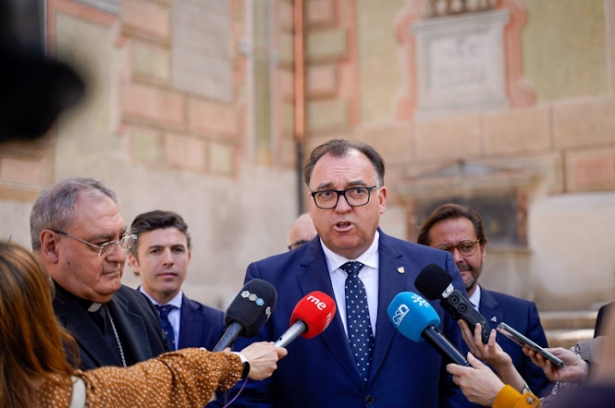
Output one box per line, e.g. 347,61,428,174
397,266,405,274
491,316,497,322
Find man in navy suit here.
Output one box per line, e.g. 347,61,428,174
128,210,225,352
417,203,552,401
222,139,468,408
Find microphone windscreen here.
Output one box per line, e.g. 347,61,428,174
225,279,277,337
387,291,440,342
290,291,336,339
414,263,453,300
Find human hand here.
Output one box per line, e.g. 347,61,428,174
524,347,587,383
447,352,505,406
459,321,512,371
240,342,288,381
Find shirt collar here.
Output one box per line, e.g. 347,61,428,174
139,287,183,309
321,230,380,273
468,284,481,311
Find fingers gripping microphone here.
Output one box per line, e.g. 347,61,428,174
213,279,278,352
275,291,336,347
415,263,491,344
388,292,469,366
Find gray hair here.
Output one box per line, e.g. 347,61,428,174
30,177,117,250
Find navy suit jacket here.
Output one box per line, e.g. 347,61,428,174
222,230,470,408
464,287,552,403
178,294,225,350
53,284,169,370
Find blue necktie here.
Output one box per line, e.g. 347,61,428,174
156,304,176,351
342,261,374,382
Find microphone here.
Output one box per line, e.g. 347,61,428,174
274,291,336,347
415,263,491,344
388,291,469,366
213,279,278,352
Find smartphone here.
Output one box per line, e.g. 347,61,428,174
496,322,565,369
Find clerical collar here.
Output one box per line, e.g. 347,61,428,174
53,280,105,312
88,303,103,312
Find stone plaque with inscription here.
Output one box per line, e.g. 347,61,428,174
412,9,510,117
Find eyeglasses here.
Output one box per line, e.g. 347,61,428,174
288,240,309,251
53,230,137,257
437,240,481,257
311,186,379,210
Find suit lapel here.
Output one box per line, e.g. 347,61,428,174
107,290,153,362
179,296,204,348
369,233,407,383
296,241,365,388
479,287,502,326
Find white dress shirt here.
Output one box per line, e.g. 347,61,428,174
321,231,380,337
139,288,183,347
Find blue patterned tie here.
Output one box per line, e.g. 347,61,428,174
342,261,374,382
156,304,177,351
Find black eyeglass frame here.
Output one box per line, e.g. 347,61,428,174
310,185,380,210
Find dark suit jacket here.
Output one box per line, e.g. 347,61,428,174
178,294,225,350
467,287,552,402
223,230,469,408
53,284,169,370
594,301,612,337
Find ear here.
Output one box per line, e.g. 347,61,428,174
38,230,61,264
127,253,140,275
378,186,387,214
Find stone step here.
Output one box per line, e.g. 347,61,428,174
539,310,598,350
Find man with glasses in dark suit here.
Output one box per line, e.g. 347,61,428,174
418,203,552,401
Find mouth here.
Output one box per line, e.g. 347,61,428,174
333,221,353,232
158,272,178,279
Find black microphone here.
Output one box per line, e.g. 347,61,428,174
388,292,469,366
415,263,490,344
213,279,277,352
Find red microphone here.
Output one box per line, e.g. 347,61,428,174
274,291,336,347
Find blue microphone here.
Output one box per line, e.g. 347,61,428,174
388,292,469,366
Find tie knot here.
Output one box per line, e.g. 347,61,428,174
156,304,175,317
341,261,364,276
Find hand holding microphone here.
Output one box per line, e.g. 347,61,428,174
213,279,278,352
415,263,491,344
238,342,288,380
275,291,336,347
387,291,469,366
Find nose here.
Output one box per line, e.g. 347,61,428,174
161,248,174,265
106,242,126,263
334,192,352,212
451,248,465,263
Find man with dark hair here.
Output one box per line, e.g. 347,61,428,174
31,177,169,370
223,139,468,407
418,203,552,400
127,210,225,352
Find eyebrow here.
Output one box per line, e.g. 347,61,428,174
314,180,370,190
88,226,128,242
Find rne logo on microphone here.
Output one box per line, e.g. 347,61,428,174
392,304,409,326
241,290,266,307
306,294,328,311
